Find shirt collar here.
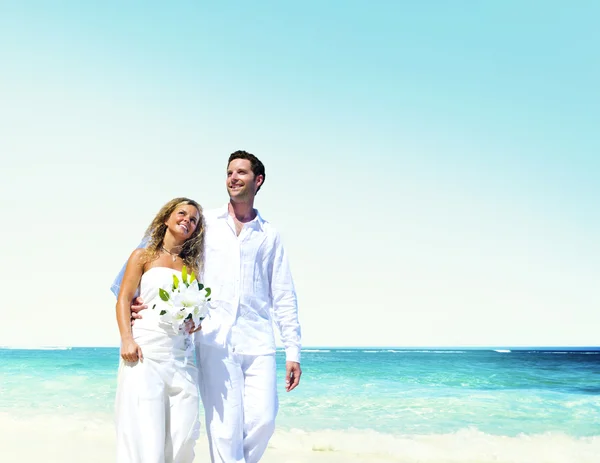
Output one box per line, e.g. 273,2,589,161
217,203,265,231
216,204,230,219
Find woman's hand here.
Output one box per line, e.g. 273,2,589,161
121,338,143,362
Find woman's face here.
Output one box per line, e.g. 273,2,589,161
165,204,200,239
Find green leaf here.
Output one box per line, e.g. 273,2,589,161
159,310,167,315
152,304,156,310
182,266,188,285
172,274,179,290
159,288,170,301
205,287,211,298
190,271,196,283
197,282,204,291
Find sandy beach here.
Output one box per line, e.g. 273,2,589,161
1,412,373,463
2,412,599,463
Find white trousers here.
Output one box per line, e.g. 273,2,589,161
197,345,278,463
116,331,200,463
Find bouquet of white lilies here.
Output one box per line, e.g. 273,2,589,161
152,266,211,334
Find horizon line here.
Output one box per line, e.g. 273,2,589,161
2,344,599,350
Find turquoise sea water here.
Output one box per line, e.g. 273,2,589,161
1,347,599,439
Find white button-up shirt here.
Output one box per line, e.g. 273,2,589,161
197,206,302,363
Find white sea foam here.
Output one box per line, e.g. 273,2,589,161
428,350,467,353
538,351,599,355
396,350,468,354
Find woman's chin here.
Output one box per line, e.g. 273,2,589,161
168,229,189,241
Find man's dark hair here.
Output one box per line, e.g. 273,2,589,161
228,150,266,192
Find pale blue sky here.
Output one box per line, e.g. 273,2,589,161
1,2,598,347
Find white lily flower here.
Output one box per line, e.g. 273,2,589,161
171,283,206,310
151,266,211,334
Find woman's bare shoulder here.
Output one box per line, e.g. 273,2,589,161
128,248,147,267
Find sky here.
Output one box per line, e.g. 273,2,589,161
0,1,598,348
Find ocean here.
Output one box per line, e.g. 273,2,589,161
1,347,599,462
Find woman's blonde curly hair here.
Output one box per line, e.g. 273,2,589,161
142,197,205,274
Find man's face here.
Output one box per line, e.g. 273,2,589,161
226,158,263,201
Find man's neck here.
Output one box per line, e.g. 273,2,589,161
228,199,256,223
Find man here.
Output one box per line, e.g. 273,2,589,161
112,150,302,463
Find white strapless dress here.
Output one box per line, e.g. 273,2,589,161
115,267,200,463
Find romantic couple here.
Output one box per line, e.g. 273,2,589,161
111,150,302,463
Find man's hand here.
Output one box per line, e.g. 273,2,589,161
184,318,202,334
130,297,148,326
285,361,302,392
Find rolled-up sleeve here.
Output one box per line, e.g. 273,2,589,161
270,232,302,363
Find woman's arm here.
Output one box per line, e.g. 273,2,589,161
116,248,146,362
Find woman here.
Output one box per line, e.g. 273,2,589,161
115,197,205,463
